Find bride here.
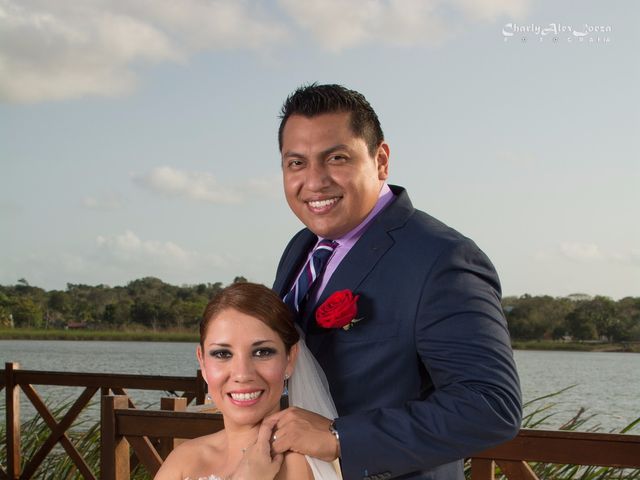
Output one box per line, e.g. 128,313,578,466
154,282,341,480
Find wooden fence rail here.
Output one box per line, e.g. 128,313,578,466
101,395,224,479
2,362,207,480
4,364,640,480
100,394,640,480
470,429,640,479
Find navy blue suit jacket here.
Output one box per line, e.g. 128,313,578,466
273,186,522,480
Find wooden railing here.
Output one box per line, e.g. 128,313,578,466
4,363,640,480
469,429,640,479
101,394,223,479
2,362,207,480
100,393,640,480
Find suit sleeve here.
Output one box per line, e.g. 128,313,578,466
334,238,522,479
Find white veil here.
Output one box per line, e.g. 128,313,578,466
288,330,342,480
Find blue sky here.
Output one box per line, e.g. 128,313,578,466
1,0,638,299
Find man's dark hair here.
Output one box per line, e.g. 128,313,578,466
278,83,384,156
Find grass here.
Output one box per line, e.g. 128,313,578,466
511,340,640,353
4,329,639,352
0,327,199,342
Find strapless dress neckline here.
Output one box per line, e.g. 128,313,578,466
184,476,222,480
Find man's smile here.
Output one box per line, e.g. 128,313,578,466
306,196,342,213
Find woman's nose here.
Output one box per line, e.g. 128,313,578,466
231,356,255,381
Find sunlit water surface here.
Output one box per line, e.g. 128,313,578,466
1,340,638,431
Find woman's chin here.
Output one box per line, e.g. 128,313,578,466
220,400,280,428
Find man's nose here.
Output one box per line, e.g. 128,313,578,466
305,161,331,191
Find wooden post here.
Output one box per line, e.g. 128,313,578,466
496,460,539,480
158,397,188,459
471,458,495,480
5,362,20,480
101,395,130,480
196,369,206,405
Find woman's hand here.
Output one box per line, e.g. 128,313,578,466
267,407,339,462
230,418,283,480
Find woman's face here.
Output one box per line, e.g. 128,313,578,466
197,307,298,428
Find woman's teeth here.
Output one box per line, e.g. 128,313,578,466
230,391,262,401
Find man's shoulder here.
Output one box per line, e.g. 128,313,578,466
383,186,471,247
282,227,316,251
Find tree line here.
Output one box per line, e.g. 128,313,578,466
1,278,639,341
0,277,245,331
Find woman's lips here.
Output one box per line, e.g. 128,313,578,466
228,390,263,406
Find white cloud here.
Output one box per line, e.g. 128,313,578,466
0,231,236,289
95,230,227,270
120,0,288,51
560,242,603,261
245,174,282,199
132,166,280,204
82,194,123,210
132,166,243,204
535,243,640,269
451,0,529,22
0,0,287,103
278,0,530,51
97,230,187,262
1,0,530,102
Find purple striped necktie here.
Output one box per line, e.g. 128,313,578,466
284,239,338,313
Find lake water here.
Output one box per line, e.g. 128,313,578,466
1,340,639,432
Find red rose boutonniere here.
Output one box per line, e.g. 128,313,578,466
315,289,361,331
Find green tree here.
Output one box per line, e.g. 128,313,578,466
0,292,13,327
565,299,607,340
11,297,44,328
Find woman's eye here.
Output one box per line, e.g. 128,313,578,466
210,349,231,359
254,348,276,358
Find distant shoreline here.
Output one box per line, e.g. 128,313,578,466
511,339,640,353
1,329,639,352
0,328,199,342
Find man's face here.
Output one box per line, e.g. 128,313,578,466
281,112,389,239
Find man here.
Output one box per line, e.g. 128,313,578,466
269,84,521,480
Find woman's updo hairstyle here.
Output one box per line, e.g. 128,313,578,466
200,282,299,352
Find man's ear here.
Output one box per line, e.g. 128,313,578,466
376,142,390,180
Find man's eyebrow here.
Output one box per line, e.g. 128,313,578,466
319,144,350,157
283,144,350,159
282,150,306,159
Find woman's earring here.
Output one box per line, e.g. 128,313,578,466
280,374,290,410
205,393,215,406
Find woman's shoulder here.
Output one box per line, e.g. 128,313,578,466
275,452,314,480
154,432,224,480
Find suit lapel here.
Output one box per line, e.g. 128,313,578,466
303,186,415,335
273,229,317,327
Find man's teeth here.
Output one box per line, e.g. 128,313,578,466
230,391,262,401
308,198,338,208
